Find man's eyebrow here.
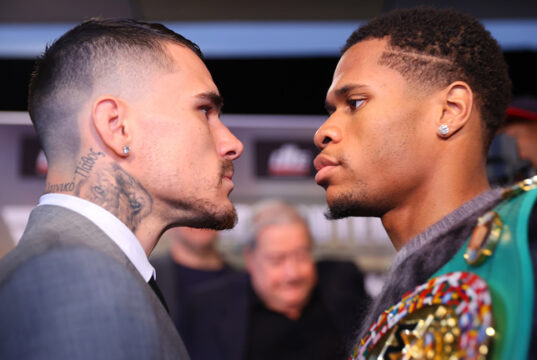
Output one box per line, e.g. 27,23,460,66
325,84,369,113
324,101,336,114
334,83,369,98
197,92,224,112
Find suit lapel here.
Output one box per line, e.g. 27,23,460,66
154,257,182,321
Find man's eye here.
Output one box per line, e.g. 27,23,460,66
348,99,365,111
200,106,211,118
266,255,285,266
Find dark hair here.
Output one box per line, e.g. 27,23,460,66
28,18,203,159
342,7,511,150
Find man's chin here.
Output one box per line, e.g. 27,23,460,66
326,190,385,219
178,197,238,230
280,294,310,311
326,205,353,220
325,191,355,220
209,210,237,230
188,207,237,230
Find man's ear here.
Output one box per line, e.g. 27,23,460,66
92,96,131,157
437,81,473,139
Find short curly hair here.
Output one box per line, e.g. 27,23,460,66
342,7,511,150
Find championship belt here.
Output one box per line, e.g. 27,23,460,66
351,176,537,360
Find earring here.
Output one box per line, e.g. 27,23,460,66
438,124,450,137
122,146,130,155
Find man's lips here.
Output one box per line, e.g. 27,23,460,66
313,154,339,184
222,171,234,190
222,172,235,194
221,161,234,182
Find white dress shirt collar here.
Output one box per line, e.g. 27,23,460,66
38,193,155,282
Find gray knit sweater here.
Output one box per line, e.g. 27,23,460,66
356,188,504,340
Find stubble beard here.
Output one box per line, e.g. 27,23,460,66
325,191,364,220
176,160,237,230
184,199,238,230
325,182,384,220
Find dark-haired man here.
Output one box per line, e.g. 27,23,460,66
314,7,537,359
151,227,239,334
0,19,243,359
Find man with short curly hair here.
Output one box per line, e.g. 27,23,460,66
314,7,537,359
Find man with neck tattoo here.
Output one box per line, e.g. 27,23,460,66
314,7,537,359
0,19,243,359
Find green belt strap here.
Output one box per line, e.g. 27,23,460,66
432,187,537,360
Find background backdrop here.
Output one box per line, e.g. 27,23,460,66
1,1,536,290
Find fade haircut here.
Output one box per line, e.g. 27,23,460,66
342,7,511,150
28,18,203,161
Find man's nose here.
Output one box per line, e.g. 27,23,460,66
216,121,244,161
282,258,303,279
314,115,343,149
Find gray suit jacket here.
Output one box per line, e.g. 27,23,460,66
0,205,190,359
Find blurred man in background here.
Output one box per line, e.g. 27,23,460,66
151,227,238,333
182,200,369,360
502,95,537,171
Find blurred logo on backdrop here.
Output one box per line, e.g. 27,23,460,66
20,137,47,177
255,140,317,178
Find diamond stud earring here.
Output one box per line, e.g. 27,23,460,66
438,124,450,137
122,146,130,155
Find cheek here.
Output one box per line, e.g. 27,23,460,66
186,136,221,170
517,138,534,158
300,265,316,285
253,265,280,289
516,136,529,148
268,269,285,287
508,133,529,152
346,120,389,162
141,126,186,165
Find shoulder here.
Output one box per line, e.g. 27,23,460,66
0,245,165,359
195,270,248,294
316,259,367,291
181,271,249,354
187,270,249,308
315,259,370,325
317,259,363,276
0,244,152,313
4,244,140,291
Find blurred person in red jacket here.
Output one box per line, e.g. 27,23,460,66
502,96,537,171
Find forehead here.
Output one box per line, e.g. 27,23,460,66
162,42,218,95
255,222,311,253
328,38,405,98
505,120,537,134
